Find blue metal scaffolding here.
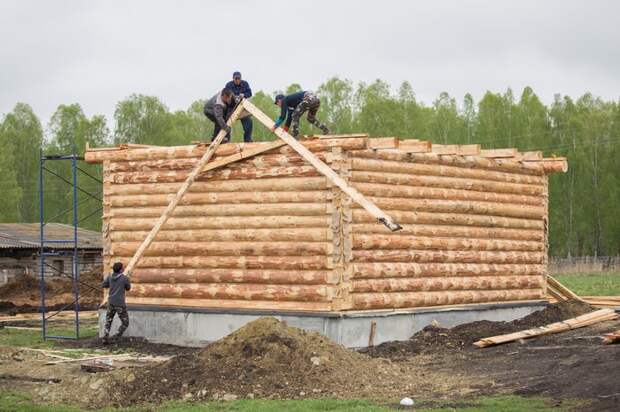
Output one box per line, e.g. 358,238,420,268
39,148,102,340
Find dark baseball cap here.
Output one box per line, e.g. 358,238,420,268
233,71,241,79
274,94,284,104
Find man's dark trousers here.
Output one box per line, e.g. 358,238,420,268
240,117,253,142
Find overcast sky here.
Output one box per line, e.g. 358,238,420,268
1,0,618,129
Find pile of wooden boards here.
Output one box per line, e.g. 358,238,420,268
85,101,568,313
474,308,619,348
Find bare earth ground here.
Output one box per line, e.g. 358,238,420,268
0,269,102,314
0,301,619,411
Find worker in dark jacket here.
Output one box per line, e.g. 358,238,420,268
203,88,235,143
272,91,330,138
225,71,253,142
101,262,131,343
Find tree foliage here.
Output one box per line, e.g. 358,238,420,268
1,78,619,257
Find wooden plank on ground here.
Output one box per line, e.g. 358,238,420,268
548,275,584,302
123,103,245,277
242,99,402,232
474,309,618,348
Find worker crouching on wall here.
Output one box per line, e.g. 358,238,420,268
101,261,131,344
272,91,330,138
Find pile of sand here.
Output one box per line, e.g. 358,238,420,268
115,317,412,405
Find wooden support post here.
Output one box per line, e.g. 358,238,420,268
123,103,245,277
241,99,402,232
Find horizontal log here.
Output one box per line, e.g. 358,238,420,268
368,137,398,149
396,141,432,153
352,250,544,264
351,262,546,279
112,241,331,257
353,234,543,252
108,165,321,184
350,171,544,196
105,152,329,173
432,144,480,155
129,283,336,302
108,191,330,207
479,148,519,158
351,276,544,293
350,150,544,175
517,151,543,161
111,228,331,242
131,268,338,285
536,158,568,174
351,289,545,309
109,216,331,231
352,182,543,206
351,157,544,185
359,197,545,220
351,224,544,242
316,133,369,139
107,203,331,218
126,296,333,311
352,210,544,230
86,138,368,163
107,177,329,196
136,256,330,270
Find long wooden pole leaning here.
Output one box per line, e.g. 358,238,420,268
123,103,245,277
241,99,402,232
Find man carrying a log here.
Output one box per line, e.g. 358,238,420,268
272,91,330,138
225,71,253,142
101,262,131,344
203,88,235,143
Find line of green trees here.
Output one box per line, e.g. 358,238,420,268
0,78,618,257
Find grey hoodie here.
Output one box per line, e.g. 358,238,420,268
102,272,131,307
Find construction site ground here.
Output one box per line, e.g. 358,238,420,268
0,300,619,411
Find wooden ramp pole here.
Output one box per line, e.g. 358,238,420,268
241,99,402,232
122,103,245,277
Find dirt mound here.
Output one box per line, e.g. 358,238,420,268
363,300,594,360
0,267,103,314
114,317,410,405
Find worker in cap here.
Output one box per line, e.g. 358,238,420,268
273,91,330,138
101,261,131,344
225,71,253,142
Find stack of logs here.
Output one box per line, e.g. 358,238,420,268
85,135,567,312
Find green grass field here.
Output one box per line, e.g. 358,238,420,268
0,391,578,412
554,271,620,296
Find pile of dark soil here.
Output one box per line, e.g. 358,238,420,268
114,317,409,405
0,267,103,314
60,336,195,357
362,300,594,360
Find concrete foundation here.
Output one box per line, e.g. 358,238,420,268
99,300,547,348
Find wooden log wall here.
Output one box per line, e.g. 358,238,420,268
96,140,365,312
346,149,549,310
88,136,565,312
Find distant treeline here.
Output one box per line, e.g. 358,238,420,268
0,78,619,257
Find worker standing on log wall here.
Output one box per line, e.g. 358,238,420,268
225,71,253,142
101,262,131,344
272,91,330,138
203,88,235,143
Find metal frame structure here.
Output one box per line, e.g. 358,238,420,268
39,148,102,340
